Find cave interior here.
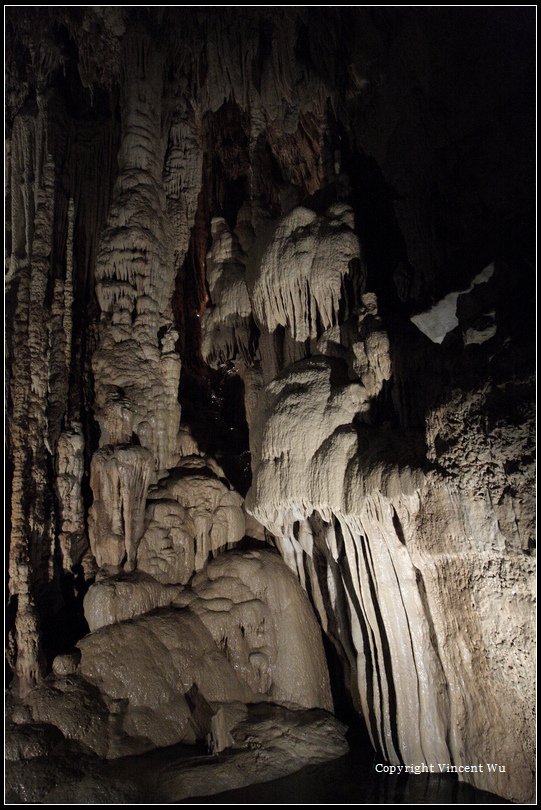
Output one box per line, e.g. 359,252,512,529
4,7,535,805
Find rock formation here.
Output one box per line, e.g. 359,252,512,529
5,7,535,804
88,445,154,571
17,549,332,761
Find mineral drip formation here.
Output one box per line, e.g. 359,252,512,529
5,8,535,805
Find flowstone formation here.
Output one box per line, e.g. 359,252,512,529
6,549,341,803
6,7,535,805
19,550,332,756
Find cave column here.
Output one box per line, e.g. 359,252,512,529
89,32,181,573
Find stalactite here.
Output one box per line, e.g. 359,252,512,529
5,8,535,805
92,32,181,473
88,445,154,571
252,205,361,343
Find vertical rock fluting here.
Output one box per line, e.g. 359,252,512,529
202,183,534,802
6,7,124,689
6,107,65,693
89,445,154,571
88,32,186,574
5,8,535,804
56,426,85,571
92,32,181,472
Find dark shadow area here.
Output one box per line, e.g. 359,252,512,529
41,565,91,666
180,728,509,805
179,362,252,497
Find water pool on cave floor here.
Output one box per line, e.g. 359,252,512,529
179,730,508,805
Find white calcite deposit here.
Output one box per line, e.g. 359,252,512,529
410,263,496,344
88,445,154,571
21,549,333,759
83,572,182,632
5,10,535,805
181,549,333,711
139,456,246,580
91,37,183,473
252,204,361,342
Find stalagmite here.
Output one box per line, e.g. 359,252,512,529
7,111,55,693
188,550,333,711
21,549,335,761
139,456,246,580
92,33,181,471
5,8,535,805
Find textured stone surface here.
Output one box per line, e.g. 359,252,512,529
140,456,246,578
252,204,361,343
56,426,87,570
91,35,182,474
5,704,347,804
23,675,111,758
5,7,534,804
88,444,154,571
5,722,65,762
183,549,333,711
78,608,251,752
22,550,332,760
201,217,252,366
83,572,182,631
52,651,81,676
153,704,348,802
244,358,534,802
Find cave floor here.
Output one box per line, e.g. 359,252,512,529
180,735,508,805
6,712,509,804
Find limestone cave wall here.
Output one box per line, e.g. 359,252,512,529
5,8,535,804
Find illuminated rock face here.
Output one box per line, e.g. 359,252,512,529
183,550,333,712
91,37,183,475
251,204,361,343
20,549,333,759
238,205,534,802
5,7,534,804
88,445,154,571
